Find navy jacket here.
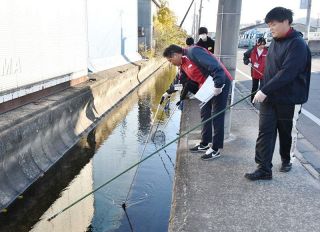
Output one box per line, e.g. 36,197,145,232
184,46,230,88
261,29,311,104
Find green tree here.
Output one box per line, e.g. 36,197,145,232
153,1,188,55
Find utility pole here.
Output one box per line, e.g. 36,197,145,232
195,14,199,40
179,0,195,28
306,0,312,40
192,2,197,38
198,0,203,37
214,0,242,138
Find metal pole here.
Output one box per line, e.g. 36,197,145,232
195,14,199,41
198,0,203,31
191,2,197,37
306,0,312,40
214,0,242,138
179,0,195,28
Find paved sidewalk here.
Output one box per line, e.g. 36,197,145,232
169,86,320,232
236,54,320,177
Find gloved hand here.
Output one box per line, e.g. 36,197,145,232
176,100,181,106
213,87,223,96
243,59,250,65
252,90,267,103
160,92,170,104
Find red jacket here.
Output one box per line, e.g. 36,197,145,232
250,46,268,80
180,56,207,87
180,47,233,88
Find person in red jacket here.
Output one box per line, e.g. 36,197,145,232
243,37,268,102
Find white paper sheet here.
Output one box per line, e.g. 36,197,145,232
194,76,224,108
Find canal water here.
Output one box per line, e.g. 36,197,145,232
0,67,180,232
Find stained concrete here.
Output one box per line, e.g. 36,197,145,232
170,86,320,232
0,58,168,210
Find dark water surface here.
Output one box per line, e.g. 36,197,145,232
0,67,180,232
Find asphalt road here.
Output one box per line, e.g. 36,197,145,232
236,49,320,172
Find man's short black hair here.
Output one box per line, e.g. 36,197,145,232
257,37,266,45
163,44,183,58
186,37,194,46
265,7,293,24
198,27,208,35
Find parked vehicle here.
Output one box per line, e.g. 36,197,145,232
263,31,273,47
238,29,265,48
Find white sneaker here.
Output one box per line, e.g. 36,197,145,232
201,148,221,160
189,143,209,152
188,93,195,99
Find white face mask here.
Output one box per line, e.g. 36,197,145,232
199,34,207,41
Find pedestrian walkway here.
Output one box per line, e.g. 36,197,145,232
236,54,320,177
169,86,320,232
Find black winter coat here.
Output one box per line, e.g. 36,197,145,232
261,29,311,104
196,36,215,53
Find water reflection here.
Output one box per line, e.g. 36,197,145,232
89,67,178,232
0,66,177,232
137,96,152,141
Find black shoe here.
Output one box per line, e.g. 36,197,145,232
201,148,221,160
280,162,292,172
189,143,209,153
244,169,272,181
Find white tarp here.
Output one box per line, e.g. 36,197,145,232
87,0,141,72
0,0,142,103
0,0,88,99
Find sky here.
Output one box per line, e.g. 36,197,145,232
167,0,320,34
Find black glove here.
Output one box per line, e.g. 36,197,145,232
160,96,164,105
243,59,250,65
176,101,181,106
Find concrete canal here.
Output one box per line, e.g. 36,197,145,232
0,67,180,232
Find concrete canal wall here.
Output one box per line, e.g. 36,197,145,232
0,58,168,210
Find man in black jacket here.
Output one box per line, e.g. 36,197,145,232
245,7,311,181
196,27,215,53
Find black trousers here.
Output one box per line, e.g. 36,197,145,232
200,80,230,150
255,102,295,173
180,80,199,100
251,79,261,102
